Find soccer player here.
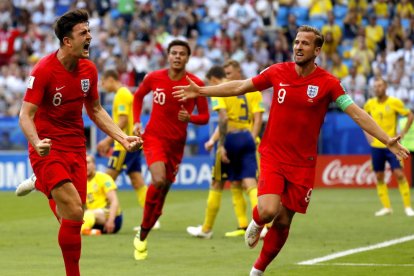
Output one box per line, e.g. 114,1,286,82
82,154,123,235
363,77,414,217
18,9,142,276
186,63,264,239
97,69,150,226
132,39,209,260
173,25,409,275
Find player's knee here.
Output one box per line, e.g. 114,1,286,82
152,175,168,187
259,205,278,223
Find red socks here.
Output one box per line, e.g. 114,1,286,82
58,219,83,276
252,206,265,226
140,184,169,241
254,223,290,271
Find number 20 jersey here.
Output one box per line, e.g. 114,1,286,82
252,62,346,167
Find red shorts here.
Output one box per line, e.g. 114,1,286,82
258,156,315,214
142,135,185,183
29,149,87,203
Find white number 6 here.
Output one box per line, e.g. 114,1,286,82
53,92,62,106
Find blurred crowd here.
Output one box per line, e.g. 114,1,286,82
1,0,414,117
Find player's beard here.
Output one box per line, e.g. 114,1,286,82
294,54,316,66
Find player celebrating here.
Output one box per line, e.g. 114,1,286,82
186,63,264,239
364,77,414,216
97,69,151,225
132,40,209,260
18,9,142,276
173,25,409,275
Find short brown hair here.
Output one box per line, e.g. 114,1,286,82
297,25,324,48
102,69,119,80
167,40,191,56
223,59,241,70
54,9,89,46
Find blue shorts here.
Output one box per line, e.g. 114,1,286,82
224,131,258,181
371,147,402,172
93,213,123,234
107,150,141,174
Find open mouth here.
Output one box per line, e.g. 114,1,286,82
83,43,90,53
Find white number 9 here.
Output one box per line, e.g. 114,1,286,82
277,88,286,104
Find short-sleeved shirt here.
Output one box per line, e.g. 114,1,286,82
252,62,346,167
211,91,265,130
133,69,208,142
112,87,134,150
86,171,121,215
23,51,99,152
364,96,410,148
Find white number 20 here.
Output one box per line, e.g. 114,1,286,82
154,91,166,105
277,88,286,104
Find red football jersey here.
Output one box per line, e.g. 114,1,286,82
23,51,99,152
133,69,209,141
252,62,346,167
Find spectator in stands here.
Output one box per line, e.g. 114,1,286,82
186,45,213,81
309,0,333,20
255,0,276,29
396,0,414,19
320,31,339,68
0,1,12,26
241,52,260,78
226,0,260,47
250,38,270,70
350,35,374,77
321,11,342,46
348,0,368,24
128,40,150,86
283,13,299,47
386,16,405,51
330,52,349,80
388,57,412,89
205,0,227,23
342,65,367,107
371,50,388,79
342,8,360,46
204,38,224,65
269,36,290,63
373,0,389,18
365,15,385,52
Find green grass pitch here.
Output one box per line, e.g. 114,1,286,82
1,188,413,275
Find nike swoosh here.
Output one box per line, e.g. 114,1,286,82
56,86,65,91
279,83,290,87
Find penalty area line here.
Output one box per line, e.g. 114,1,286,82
298,234,414,265
311,263,414,267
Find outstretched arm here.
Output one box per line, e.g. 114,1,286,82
344,103,409,159
173,76,256,100
85,99,142,152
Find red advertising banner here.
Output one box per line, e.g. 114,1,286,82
315,155,412,188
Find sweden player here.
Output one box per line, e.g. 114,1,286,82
187,62,264,238
82,155,123,235
364,77,414,216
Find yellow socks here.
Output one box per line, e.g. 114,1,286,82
376,181,391,209
246,187,258,210
202,190,222,232
398,179,412,208
136,185,148,208
231,187,248,229
81,210,96,232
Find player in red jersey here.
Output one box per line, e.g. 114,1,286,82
132,39,209,260
18,9,142,276
173,26,409,275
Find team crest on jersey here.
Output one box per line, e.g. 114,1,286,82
307,85,319,98
81,79,90,94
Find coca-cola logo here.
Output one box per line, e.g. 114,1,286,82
322,159,392,186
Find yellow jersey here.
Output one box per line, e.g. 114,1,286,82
113,87,134,150
364,96,410,148
86,171,121,215
211,91,265,130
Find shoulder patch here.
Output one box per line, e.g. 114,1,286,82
27,76,35,89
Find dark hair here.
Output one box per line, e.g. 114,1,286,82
167,40,191,56
54,9,89,46
297,25,325,48
102,69,119,80
206,66,226,80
